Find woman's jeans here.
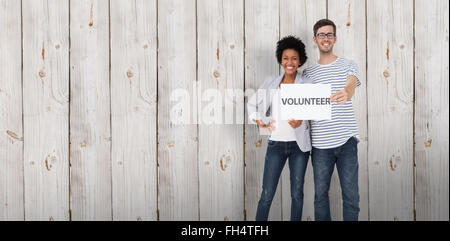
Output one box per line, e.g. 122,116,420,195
311,136,360,221
255,140,309,221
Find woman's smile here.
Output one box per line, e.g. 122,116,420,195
281,48,300,74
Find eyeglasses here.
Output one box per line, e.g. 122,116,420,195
316,33,335,39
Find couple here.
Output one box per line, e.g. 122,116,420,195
247,19,361,221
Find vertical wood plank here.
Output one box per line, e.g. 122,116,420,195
22,0,70,220
110,0,157,220
367,0,414,220
328,0,368,221
244,0,281,221
197,0,244,221
279,0,326,221
0,0,24,221
158,0,198,220
70,0,112,220
414,0,449,221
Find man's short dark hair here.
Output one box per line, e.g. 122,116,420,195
313,19,336,36
276,35,308,68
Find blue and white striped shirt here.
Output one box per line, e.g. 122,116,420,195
302,57,361,149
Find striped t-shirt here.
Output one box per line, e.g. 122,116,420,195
302,57,361,149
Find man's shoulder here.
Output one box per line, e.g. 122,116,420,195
337,57,357,67
303,63,319,71
302,63,319,76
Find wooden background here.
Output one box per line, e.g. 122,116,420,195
0,0,448,221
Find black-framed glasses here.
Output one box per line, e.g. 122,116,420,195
316,33,335,39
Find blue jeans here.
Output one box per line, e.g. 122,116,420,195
311,136,360,221
255,140,309,221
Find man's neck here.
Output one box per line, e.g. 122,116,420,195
318,52,338,65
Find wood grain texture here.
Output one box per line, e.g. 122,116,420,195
0,0,447,221
157,0,199,220
197,0,244,221
0,0,24,221
110,0,157,220
279,0,326,221
22,0,70,220
367,0,414,220
328,0,368,221
69,0,111,220
414,0,449,221
244,0,281,221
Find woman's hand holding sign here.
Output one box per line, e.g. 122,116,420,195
256,120,276,133
288,119,302,129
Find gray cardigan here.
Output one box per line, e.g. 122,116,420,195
247,73,312,152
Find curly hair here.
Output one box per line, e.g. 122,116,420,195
276,35,308,68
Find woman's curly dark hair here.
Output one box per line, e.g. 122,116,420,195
276,35,308,68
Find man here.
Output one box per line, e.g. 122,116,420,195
302,19,361,221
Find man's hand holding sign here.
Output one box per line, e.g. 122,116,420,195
330,75,358,105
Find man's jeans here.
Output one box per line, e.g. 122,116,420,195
255,140,309,221
312,136,360,221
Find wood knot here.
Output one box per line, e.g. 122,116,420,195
45,154,56,171
168,141,175,148
126,71,133,78
256,139,262,147
383,70,390,78
213,71,220,78
39,70,46,78
6,130,22,141
219,153,232,171
425,139,432,147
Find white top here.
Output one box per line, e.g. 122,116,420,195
269,88,297,142
246,72,313,152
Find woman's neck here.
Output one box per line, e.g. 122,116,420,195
282,72,296,84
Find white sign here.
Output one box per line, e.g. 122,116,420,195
279,84,331,120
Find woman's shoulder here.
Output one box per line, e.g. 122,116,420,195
260,75,281,88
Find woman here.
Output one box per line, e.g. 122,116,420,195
247,36,312,221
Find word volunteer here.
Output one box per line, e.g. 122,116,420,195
281,97,331,106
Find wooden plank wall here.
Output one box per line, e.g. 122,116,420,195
157,0,198,220
0,0,448,221
0,0,23,221
414,0,449,221
22,0,70,221
367,0,415,220
70,0,111,221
